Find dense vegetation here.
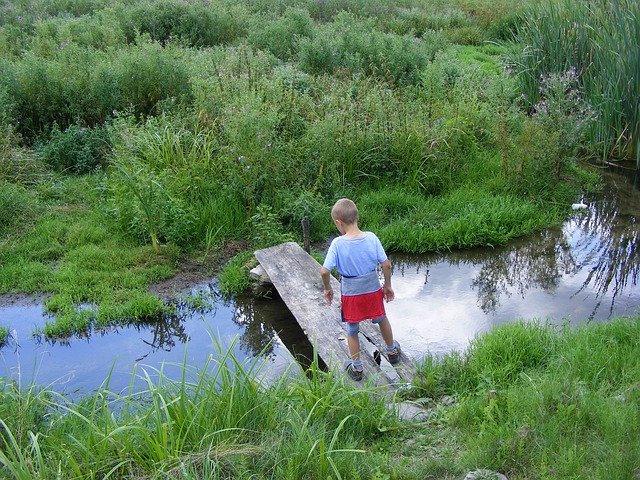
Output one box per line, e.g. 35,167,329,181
1,0,620,338
1,317,638,479
0,0,638,477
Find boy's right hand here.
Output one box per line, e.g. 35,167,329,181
383,285,395,302
323,289,334,305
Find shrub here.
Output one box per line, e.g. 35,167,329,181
2,41,191,139
306,0,393,22
110,41,192,118
275,189,332,242
247,7,313,60
297,12,438,85
529,67,597,160
118,0,247,47
3,50,94,137
30,13,126,52
34,0,107,18
107,159,196,251
383,5,472,36
105,115,247,250
250,204,294,249
38,123,112,174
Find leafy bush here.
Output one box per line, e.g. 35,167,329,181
383,5,472,36
3,50,92,136
118,0,247,47
32,0,107,18
306,0,392,22
39,123,112,174
30,13,126,52
250,204,294,249
2,41,192,139
297,13,438,85
530,67,596,159
108,159,197,250
105,115,248,250
110,41,192,118
247,7,313,60
275,189,332,242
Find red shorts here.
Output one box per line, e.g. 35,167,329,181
341,288,385,323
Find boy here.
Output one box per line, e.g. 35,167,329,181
320,198,400,381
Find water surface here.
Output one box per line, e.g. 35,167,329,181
1,167,638,393
0,287,306,396
387,168,640,357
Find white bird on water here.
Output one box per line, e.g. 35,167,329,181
571,200,588,210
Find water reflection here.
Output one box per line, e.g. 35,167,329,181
0,285,298,396
568,171,639,317
232,291,316,368
388,167,640,356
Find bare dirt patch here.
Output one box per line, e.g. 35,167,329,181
0,292,49,307
148,240,250,299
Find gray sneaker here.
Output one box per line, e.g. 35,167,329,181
386,341,401,365
345,362,364,381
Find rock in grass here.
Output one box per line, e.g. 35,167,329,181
464,470,508,480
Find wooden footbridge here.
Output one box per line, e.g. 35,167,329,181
254,242,416,389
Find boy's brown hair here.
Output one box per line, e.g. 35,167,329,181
331,198,358,225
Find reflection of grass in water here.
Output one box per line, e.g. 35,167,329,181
570,195,640,317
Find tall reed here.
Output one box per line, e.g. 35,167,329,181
0,341,395,478
516,0,640,164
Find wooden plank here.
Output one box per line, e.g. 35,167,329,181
358,324,417,381
255,242,414,386
255,242,393,386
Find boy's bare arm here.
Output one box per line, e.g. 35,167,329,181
320,267,334,305
381,259,395,302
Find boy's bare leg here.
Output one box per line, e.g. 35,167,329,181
377,317,394,347
347,333,361,362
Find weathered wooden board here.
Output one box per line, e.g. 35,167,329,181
254,242,415,386
255,242,389,386
358,324,418,381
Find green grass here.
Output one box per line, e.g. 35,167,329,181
0,326,8,346
359,186,562,253
415,316,640,479
0,175,180,338
1,317,638,478
0,341,407,479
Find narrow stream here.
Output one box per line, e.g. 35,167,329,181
0,290,305,396
388,167,639,356
1,166,638,395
